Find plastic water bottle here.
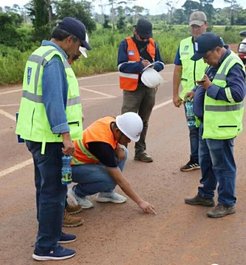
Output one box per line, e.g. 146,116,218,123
185,100,196,127
61,155,72,185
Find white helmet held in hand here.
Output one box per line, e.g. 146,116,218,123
116,112,143,142
141,68,163,88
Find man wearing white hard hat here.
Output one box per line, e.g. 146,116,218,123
16,17,91,261
67,112,156,215
118,18,164,163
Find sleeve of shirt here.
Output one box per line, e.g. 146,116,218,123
117,39,145,73
206,63,246,102
42,56,70,134
87,142,118,168
153,43,165,72
174,47,181,65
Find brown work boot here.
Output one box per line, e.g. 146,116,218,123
185,194,215,207
134,152,153,163
207,204,236,218
63,210,84,228
66,204,82,215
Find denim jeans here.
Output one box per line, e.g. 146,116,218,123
72,147,128,197
26,141,67,252
184,104,199,163
121,86,156,155
198,125,237,206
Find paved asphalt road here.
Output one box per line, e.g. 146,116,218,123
0,64,246,265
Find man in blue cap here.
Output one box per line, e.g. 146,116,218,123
184,32,246,218
16,17,91,260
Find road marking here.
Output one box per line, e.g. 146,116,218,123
81,83,118,88
0,109,16,121
80,86,116,98
0,88,21,95
0,158,33,179
153,99,172,110
0,104,19,107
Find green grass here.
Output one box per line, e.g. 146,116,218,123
0,25,245,85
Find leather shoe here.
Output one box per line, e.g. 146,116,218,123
185,194,215,207
207,204,235,218
134,152,153,163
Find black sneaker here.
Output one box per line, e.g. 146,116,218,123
32,245,75,261
185,194,215,207
207,204,236,218
180,160,200,172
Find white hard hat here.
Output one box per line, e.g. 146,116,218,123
79,33,90,58
141,68,163,88
115,112,143,142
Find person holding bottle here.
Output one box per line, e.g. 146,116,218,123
173,11,208,172
16,17,91,261
184,32,246,218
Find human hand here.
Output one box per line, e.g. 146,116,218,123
141,59,151,68
184,91,195,101
173,95,183,107
62,133,75,156
115,144,126,160
138,200,157,215
196,74,212,90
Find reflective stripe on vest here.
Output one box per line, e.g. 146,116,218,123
179,37,207,100
119,37,156,91
72,117,117,165
203,52,245,139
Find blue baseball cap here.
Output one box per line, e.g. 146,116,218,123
191,32,225,61
58,17,91,51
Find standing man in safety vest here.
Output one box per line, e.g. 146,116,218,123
184,32,246,218
16,17,91,261
67,112,156,214
173,11,208,172
118,18,164,163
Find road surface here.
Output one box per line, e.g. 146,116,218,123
0,65,246,265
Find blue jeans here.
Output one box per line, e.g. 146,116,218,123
184,105,199,163
198,125,237,206
26,141,67,252
72,147,128,197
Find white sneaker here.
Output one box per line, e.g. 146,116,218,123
96,192,127,204
67,188,94,209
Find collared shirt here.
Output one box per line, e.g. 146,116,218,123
193,49,246,119
41,40,70,134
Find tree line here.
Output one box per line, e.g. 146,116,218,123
0,0,245,52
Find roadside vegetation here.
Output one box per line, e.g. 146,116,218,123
0,0,246,85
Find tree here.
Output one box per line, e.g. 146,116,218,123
224,0,238,25
182,0,200,18
55,0,96,32
27,0,53,41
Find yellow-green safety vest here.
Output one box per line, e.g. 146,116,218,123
16,45,83,153
203,52,245,139
179,36,208,100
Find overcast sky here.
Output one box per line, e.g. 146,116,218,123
1,0,246,15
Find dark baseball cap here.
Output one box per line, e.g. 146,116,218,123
58,17,91,51
135,18,152,39
191,32,225,61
